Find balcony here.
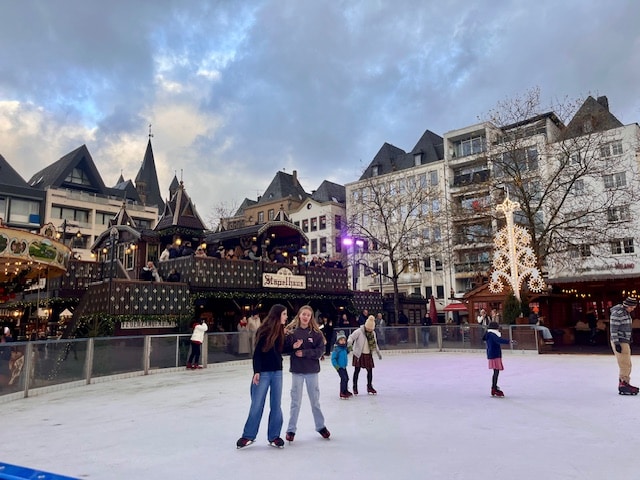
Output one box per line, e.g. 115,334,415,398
451,169,491,188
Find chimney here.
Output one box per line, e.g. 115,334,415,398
293,170,298,186
597,96,609,111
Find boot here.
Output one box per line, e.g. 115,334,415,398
186,363,192,370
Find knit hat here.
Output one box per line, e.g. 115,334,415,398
365,315,376,331
623,297,638,307
336,330,346,342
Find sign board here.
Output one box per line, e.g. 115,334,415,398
262,267,306,290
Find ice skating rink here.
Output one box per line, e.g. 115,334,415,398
2,351,636,480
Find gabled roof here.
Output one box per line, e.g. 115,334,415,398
409,129,445,165
359,142,407,180
234,197,258,217
134,139,164,210
109,202,137,228
112,178,142,203
154,180,207,232
563,95,624,139
168,174,180,198
258,171,308,204
311,180,346,204
0,154,43,200
28,145,108,194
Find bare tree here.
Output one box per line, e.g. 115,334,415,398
347,170,448,320
483,87,640,277
206,200,240,232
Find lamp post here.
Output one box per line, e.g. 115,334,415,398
342,237,364,291
108,227,120,280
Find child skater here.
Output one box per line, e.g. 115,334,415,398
186,318,208,369
483,321,515,397
331,330,352,399
347,315,382,395
284,305,331,443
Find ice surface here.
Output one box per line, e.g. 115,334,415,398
2,351,635,480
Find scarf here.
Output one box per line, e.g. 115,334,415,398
365,329,376,352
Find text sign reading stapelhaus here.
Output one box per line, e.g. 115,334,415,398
262,267,307,289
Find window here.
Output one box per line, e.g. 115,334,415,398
572,179,585,195
600,140,623,158
454,135,486,158
430,171,438,186
65,167,91,186
96,211,114,225
50,206,89,224
414,153,422,166
436,285,445,298
320,237,327,253
135,218,152,229
334,215,342,230
607,205,631,223
435,258,443,271
372,165,379,176
257,211,264,223
417,173,427,189
294,220,300,227
319,215,326,230
310,239,318,254
580,244,591,257
335,236,342,253
604,172,626,189
268,209,275,221
302,219,309,232
432,199,440,213
311,217,317,231
0,197,5,219
570,152,581,164
610,238,634,255
8,198,40,225
426,286,433,298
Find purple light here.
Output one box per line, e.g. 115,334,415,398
355,239,364,247
342,237,354,246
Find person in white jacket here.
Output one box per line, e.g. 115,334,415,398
187,319,208,369
347,316,382,395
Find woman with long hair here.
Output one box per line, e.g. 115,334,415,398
283,305,330,443
237,304,302,449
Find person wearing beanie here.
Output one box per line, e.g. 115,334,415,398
186,318,208,369
610,297,639,395
483,321,515,397
331,331,352,399
284,305,331,443
347,315,382,395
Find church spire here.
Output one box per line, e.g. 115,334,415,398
134,132,164,211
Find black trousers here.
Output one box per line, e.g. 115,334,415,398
188,341,202,365
337,367,349,393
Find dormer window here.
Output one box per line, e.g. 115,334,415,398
372,165,379,176
414,153,422,166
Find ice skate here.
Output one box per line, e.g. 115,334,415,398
353,384,358,395
491,387,504,397
318,427,331,439
285,432,295,442
186,363,192,370
367,385,377,395
269,437,285,448
618,380,639,395
340,392,350,399
236,437,254,449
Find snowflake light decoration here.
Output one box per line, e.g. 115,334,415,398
488,197,546,300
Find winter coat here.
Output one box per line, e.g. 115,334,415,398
485,330,509,359
190,322,208,343
610,303,633,344
331,344,348,369
287,327,325,374
348,326,380,358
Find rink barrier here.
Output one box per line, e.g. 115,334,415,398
0,325,536,404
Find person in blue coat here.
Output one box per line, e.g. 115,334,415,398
331,331,351,399
483,321,514,397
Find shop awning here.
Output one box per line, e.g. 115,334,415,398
443,302,468,312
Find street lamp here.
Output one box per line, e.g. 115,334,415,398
342,237,364,290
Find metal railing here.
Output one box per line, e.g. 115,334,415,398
0,325,539,402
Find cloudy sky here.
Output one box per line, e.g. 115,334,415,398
1,0,639,225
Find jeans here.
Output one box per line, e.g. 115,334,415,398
422,328,430,347
287,373,325,433
337,367,349,394
241,370,283,441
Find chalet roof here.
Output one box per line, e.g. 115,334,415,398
204,217,308,246
234,197,258,217
258,171,308,204
134,139,164,210
311,180,346,204
109,202,137,229
563,95,624,139
112,178,142,203
154,180,207,232
169,174,180,198
28,145,108,194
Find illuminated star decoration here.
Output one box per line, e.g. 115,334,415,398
488,197,546,300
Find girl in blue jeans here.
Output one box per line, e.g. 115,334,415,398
237,304,301,449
